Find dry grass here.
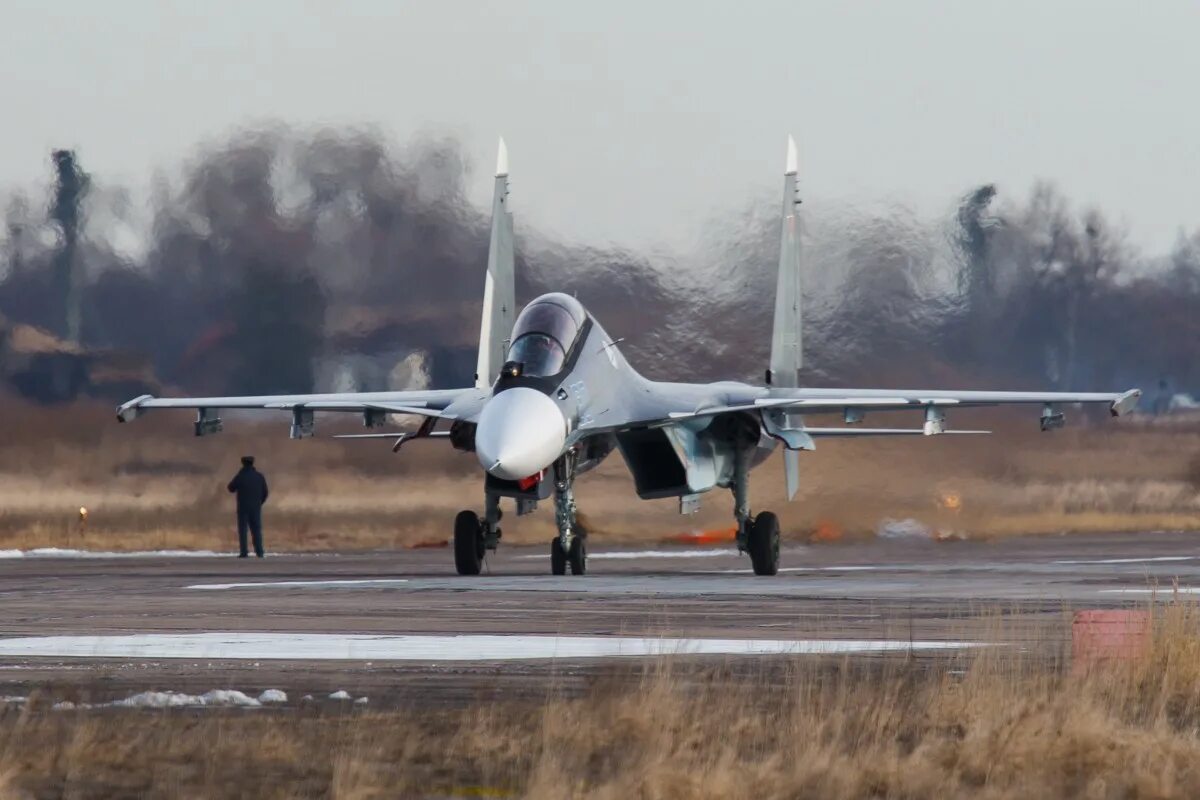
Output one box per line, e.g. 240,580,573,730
5,604,1200,798
0,396,1196,552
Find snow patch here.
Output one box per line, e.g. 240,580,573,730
257,689,287,704
199,690,260,707
109,689,261,708
354,697,369,705
110,691,198,709
0,548,232,560
329,690,351,700
0,696,26,704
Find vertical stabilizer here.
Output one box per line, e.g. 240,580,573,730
475,138,516,389
769,135,803,499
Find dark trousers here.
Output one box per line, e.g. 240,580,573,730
237,507,264,557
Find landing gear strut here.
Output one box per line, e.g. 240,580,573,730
549,451,586,575
454,494,503,576
732,445,780,576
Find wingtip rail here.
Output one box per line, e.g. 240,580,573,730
1110,389,1142,417
116,394,153,423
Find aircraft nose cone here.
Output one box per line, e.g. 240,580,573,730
475,387,567,480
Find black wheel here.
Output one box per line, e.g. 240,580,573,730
550,537,567,575
748,511,780,576
454,511,484,576
568,536,587,575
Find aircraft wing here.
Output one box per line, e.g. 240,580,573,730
116,388,488,431
661,387,1142,421
579,385,1142,441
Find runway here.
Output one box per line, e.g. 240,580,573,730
0,530,1195,705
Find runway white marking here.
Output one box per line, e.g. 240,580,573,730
0,633,983,661
1099,587,1200,595
1054,556,1196,565
518,549,742,560
187,579,410,591
705,566,887,574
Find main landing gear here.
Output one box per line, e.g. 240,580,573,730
549,451,586,575
732,445,780,576
454,493,502,576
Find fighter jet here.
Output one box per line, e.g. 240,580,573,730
117,137,1141,576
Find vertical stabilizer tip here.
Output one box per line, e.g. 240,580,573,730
785,135,798,175
496,137,509,176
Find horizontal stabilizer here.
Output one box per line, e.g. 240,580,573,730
333,431,451,440
264,401,449,418
806,428,991,437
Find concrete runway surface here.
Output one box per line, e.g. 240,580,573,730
0,530,1195,705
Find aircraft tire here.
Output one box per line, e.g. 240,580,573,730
748,511,781,576
550,537,567,575
454,511,484,576
568,536,587,575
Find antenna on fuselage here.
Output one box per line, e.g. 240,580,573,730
768,134,804,499
475,138,516,389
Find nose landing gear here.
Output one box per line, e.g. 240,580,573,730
549,451,586,575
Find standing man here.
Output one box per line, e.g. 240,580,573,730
227,456,269,558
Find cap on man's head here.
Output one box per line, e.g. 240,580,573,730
241,456,255,466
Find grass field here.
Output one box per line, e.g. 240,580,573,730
0,397,1197,552
3,604,1200,798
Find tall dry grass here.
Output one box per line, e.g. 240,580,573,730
0,396,1197,551
4,604,1200,798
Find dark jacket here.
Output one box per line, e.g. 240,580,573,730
227,466,269,511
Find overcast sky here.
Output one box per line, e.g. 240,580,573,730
2,0,1198,254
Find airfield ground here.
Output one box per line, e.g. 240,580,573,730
2,532,1200,797
0,530,1196,702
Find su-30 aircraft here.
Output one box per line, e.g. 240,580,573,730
118,138,1141,576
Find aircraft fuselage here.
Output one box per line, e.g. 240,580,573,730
473,292,775,502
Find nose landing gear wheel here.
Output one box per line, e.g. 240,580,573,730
568,536,586,575
550,537,567,575
454,510,485,576
748,511,780,576
550,536,587,575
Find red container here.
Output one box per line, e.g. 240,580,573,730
1072,609,1150,672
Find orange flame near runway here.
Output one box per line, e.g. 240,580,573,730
664,528,737,546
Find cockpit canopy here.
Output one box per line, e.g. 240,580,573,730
505,293,588,378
